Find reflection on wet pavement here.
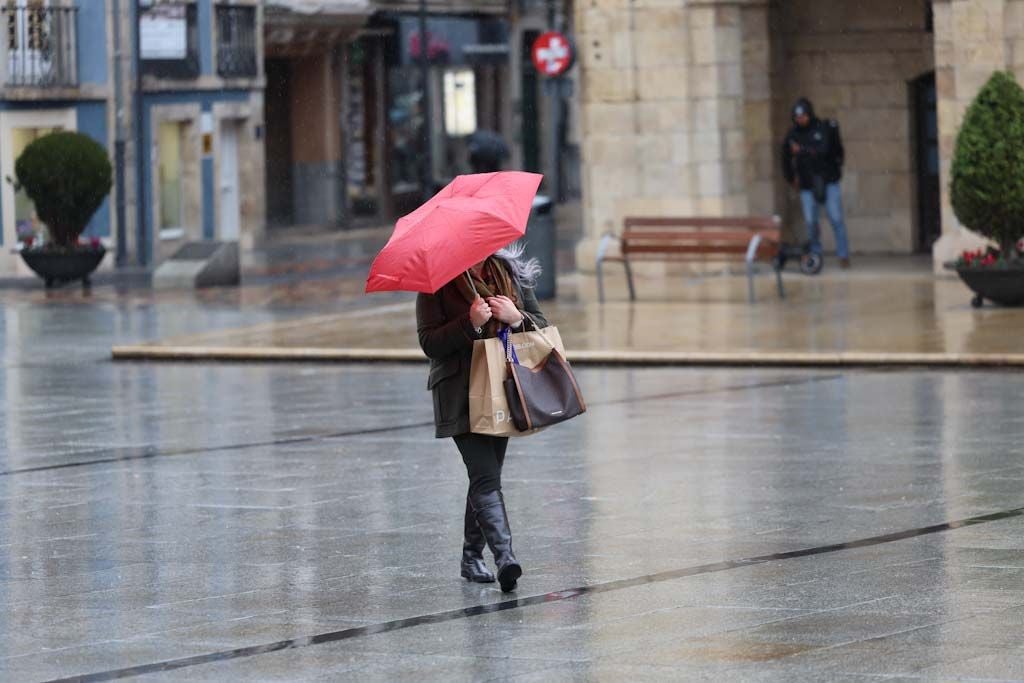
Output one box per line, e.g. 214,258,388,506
110,259,1024,358
4,255,1024,680
3,337,1024,679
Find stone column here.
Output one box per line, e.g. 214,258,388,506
574,0,775,270
931,0,1024,271
290,52,344,227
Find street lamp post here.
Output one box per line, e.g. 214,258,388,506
133,0,147,266
547,0,562,203
112,0,127,266
418,0,433,201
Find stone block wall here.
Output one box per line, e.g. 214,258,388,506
575,0,938,267
775,0,933,252
575,0,1024,269
575,0,774,267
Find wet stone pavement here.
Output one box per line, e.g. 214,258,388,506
3,292,1024,680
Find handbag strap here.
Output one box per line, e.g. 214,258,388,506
519,310,557,352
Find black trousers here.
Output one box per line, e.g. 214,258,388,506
454,433,509,497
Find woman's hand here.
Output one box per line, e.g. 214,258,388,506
469,297,492,328
486,296,524,326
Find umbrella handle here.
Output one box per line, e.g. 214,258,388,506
464,271,480,298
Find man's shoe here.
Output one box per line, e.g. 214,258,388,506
469,490,522,592
839,257,851,269
461,496,495,583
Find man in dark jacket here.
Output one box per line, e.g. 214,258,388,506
781,98,851,268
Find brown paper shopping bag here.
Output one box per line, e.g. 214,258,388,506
469,325,566,437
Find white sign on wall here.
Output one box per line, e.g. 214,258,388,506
140,6,187,60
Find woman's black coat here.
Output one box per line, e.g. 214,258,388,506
416,272,548,438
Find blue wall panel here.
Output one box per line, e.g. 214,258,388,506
202,158,215,239
0,150,4,244
199,0,214,76
76,0,108,85
201,99,214,239
76,102,111,238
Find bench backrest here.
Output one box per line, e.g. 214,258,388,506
621,215,782,259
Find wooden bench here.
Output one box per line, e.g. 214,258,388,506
595,215,786,303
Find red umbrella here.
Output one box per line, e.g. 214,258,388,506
365,171,543,294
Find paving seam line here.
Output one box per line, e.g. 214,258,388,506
110,345,1024,368
3,375,838,478
44,505,1024,683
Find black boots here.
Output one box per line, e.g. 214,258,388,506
461,496,495,583
469,490,522,592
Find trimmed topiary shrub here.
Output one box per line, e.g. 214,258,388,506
14,131,112,248
950,71,1024,259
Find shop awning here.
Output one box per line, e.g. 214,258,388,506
265,0,372,55
266,0,371,17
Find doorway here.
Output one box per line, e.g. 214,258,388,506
218,120,241,241
912,72,941,252
264,58,293,227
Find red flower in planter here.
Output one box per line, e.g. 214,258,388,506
960,248,1002,267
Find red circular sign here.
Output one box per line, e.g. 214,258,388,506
531,32,573,77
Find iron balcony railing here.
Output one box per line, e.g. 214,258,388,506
1,5,78,88
216,5,256,79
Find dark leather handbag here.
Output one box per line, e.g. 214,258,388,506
500,326,586,432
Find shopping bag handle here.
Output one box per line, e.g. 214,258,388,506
499,327,520,365
519,310,558,352
500,312,558,367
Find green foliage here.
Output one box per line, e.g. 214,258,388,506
14,131,112,247
950,72,1024,256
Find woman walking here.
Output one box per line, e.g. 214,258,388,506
416,245,548,592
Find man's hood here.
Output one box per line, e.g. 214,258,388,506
792,98,816,126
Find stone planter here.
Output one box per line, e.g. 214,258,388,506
951,263,1024,308
21,246,106,288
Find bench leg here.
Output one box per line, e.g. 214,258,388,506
746,262,756,303
623,258,636,301
775,265,785,299
597,259,606,303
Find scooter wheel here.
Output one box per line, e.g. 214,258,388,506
971,294,984,308
800,252,824,275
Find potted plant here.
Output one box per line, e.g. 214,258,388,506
12,131,112,288
947,71,1024,307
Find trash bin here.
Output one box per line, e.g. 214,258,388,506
523,195,556,300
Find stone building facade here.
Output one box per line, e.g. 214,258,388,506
264,0,573,232
133,0,266,266
0,0,265,275
574,0,1024,270
0,0,112,277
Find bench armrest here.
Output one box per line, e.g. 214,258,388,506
596,232,619,264
745,234,764,264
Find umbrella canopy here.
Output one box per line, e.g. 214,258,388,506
365,171,542,294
